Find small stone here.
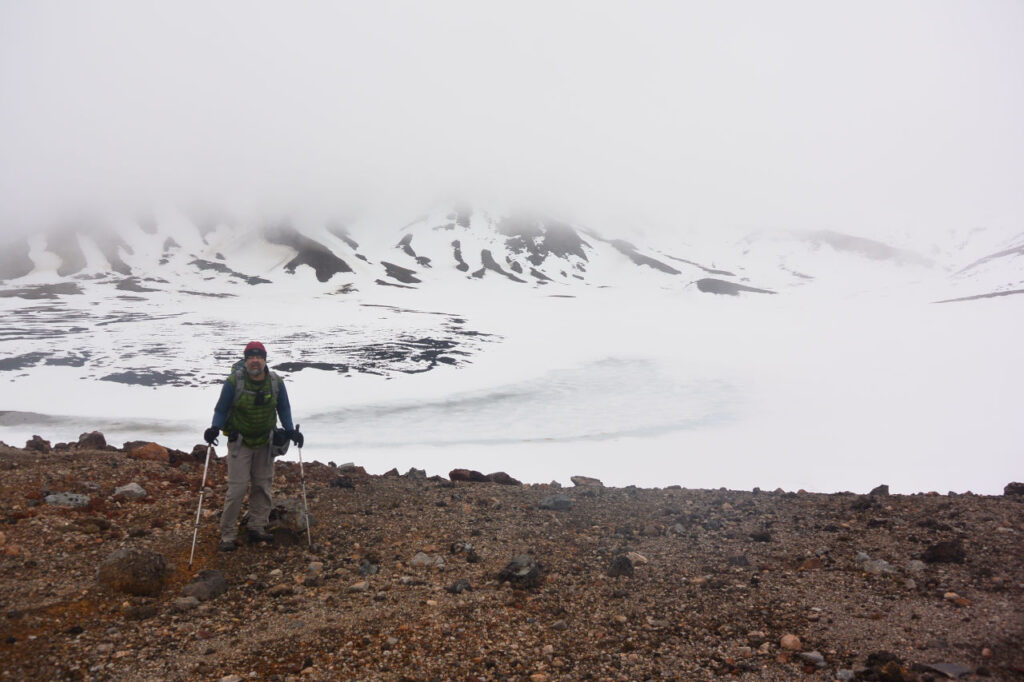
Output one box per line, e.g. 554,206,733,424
497,554,542,588
0,531,5,548
529,674,548,682
863,559,895,575
348,581,369,593
182,570,227,602
409,552,434,567
268,584,294,597
113,483,147,500
626,551,648,565
612,615,628,624
907,560,926,574
836,670,855,681
779,634,801,651
541,644,554,656
607,555,634,578
799,651,825,667
446,579,471,594
173,596,200,612
981,647,992,658
570,476,603,487
218,676,244,682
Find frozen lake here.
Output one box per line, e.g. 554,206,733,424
1,285,1021,495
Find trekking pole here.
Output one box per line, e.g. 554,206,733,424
188,442,215,568
295,424,312,548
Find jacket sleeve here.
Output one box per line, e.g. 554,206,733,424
276,380,295,432
211,379,235,429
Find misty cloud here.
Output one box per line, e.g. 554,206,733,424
1,1,1022,242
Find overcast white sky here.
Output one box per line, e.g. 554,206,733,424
1,1,1022,241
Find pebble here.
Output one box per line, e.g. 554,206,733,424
746,631,766,646
541,644,554,656
612,615,628,624
409,552,434,567
348,581,369,593
626,551,648,565
44,492,91,508
269,569,283,579
268,584,294,597
0,531,5,547
113,483,147,500
218,676,244,682
836,669,855,681
173,596,200,612
779,634,802,651
799,651,826,668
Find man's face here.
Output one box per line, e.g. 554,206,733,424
245,354,266,377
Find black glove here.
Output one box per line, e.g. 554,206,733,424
289,428,304,448
203,427,220,445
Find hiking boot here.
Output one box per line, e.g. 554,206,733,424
218,540,237,552
247,529,275,544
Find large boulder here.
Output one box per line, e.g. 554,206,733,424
76,431,107,450
25,435,51,453
1004,482,1024,496
45,492,91,508
487,472,522,486
96,547,170,596
571,475,603,487
449,469,489,483
128,443,169,463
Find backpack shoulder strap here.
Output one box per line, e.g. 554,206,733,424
268,370,281,402
232,366,246,406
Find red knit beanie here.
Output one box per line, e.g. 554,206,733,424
244,341,267,358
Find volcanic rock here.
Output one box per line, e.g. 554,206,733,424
25,435,51,453
113,482,147,500
498,554,542,588
449,469,489,483
1004,482,1024,496
96,547,170,596
923,540,967,564
128,443,170,463
182,569,228,602
76,431,107,450
571,475,603,487
486,471,522,485
607,555,634,577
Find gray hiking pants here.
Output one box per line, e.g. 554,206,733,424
219,437,274,542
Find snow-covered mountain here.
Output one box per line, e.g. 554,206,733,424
4,204,1019,301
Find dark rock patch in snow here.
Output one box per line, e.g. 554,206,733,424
499,216,590,266
609,240,680,275
934,288,1024,303
100,370,187,387
663,254,735,276
479,250,525,283
265,223,353,282
381,262,421,284
190,259,271,285
0,352,48,371
48,230,87,276
452,240,470,272
0,282,83,299
695,278,776,296
115,278,160,293
0,238,34,280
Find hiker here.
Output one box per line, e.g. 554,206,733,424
203,341,304,552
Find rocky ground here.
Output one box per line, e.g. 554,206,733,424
0,434,1022,682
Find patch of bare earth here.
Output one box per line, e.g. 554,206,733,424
0,443,1021,681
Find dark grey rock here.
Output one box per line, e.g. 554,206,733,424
498,554,542,588
25,435,51,453
486,471,521,486
923,540,966,564
182,569,227,602
446,579,472,594
76,431,107,450
1004,482,1024,496
869,484,890,496
570,476,603,487
607,555,634,578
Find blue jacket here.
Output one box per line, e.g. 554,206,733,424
211,374,295,432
